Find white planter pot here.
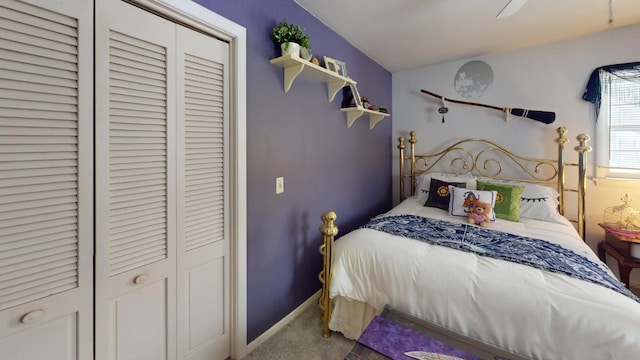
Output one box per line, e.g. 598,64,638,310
281,42,301,57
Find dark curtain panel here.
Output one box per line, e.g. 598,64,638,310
582,61,640,119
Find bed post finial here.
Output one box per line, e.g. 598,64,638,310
556,126,568,140
318,210,338,338
555,127,569,215
319,211,338,236
575,133,592,240
575,133,592,153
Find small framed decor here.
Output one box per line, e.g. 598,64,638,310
350,84,363,108
335,59,348,78
323,56,338,73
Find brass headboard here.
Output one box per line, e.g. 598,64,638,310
397,127,591,238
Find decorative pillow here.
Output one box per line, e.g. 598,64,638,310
477,178,564,223
424,178,466,210
518,183,563,223
476,181,524,222
448,186,497,221
415,173,476,203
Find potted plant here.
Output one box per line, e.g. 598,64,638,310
272,19,311,58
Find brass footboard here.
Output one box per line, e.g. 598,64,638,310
318,210,338,338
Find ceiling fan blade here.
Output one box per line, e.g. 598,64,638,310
496,0,528,19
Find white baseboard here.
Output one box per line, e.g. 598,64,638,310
246,290,321,354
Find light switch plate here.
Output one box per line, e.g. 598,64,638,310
276,177,284,194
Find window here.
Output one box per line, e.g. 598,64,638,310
584,63,640,179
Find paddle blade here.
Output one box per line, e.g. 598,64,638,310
510,108,556,124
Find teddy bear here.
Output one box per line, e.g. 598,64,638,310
467,201,492,227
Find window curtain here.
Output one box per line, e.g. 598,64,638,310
583,61,640,174
582,61,640,119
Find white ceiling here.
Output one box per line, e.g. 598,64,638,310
295,0,640,72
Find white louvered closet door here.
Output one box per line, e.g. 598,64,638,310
95,1,231,359
176,26,229,360
0,0,93,359
95,1,177,359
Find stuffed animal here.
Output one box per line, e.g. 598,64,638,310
467,201,492,227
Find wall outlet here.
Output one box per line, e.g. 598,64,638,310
276,177,284,194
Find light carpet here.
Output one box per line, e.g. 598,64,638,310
242,305,354,360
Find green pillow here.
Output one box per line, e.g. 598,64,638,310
424,178,466,210
476,180,524,222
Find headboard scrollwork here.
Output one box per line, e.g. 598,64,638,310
398,127,591,239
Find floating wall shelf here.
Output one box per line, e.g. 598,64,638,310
270,54,390,129
341,107,391,129
270,54,355,102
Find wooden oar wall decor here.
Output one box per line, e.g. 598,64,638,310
421,89,556,124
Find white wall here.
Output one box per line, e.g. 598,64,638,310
392,24,640,286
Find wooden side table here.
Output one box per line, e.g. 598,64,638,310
597,224,640,288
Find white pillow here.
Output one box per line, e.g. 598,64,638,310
519,183,563,223
415,172,476,203
478,178,564,223
448,186,497,221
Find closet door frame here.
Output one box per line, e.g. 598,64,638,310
127,1,247,358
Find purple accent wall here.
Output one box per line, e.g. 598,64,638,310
194,0,392,342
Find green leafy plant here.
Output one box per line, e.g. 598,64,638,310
272,19,311,51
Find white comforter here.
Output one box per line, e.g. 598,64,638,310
329,198,640,360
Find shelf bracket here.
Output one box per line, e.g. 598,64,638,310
369,113,387,130
327,79,348,102
283,62,305,92
342,107,390,129
345,108,365,128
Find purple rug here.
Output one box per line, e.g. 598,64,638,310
356,315,482,360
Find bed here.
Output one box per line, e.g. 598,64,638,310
317,128,640,359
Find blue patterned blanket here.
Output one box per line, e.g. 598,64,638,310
361,214,640,303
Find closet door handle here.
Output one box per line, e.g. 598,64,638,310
133,274,148,285
21,309,45,324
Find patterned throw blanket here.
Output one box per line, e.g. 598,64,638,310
362,214,640,303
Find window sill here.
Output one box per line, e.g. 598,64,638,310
593,177,640,188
